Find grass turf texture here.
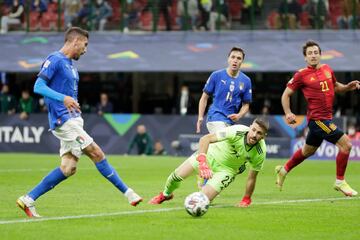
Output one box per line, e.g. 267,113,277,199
0,153,359,240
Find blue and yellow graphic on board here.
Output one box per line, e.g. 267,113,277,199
108,51,139,59
103,114,140,136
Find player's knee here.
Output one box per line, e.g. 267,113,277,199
91,149,105,162
60,165,77,177
340,141,352,154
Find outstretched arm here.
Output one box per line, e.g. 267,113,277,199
281,86,296,124
334,80,360,93
196,133,219,179
34,77,81,113
197,92,209,133
236,169,259,207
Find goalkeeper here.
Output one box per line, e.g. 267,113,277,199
149,117,268,207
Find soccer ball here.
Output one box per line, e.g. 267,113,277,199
184,192,210,217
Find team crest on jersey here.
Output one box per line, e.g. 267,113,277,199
43,60,51,68
324,71,331,79
76,136,85,144
239,82,244,90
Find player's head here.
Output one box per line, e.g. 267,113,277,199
247,117,269,145
227,46,245,72
64,27,89,61
303,40,321,67
137,124,146,134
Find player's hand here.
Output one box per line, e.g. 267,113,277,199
285,113,296,124
236,196,251,208
197,153,212,179
227,113,240,122
64,96,81,114
196,117,203,133
347,80,360,91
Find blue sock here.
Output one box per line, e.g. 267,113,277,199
95,159,128,193
28,167,67,201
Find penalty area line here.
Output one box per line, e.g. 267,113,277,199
1,196,359,225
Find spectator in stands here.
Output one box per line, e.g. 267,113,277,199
153,140,167,155
0,84,16,114
75,0,92,29
277,0,302,29
209,0,230,31
177,0,198,30
18,89,35,120
198,0,211,30
123,0,141,32
64,0,82,29
93,0,113,31
177,85,196,115
31,0,48,17
96,92,113,115
348,123,360,140
143,0,172,31
127,124,153,155
241,0,263,25
337,0,359,29
305,0,329,29
0,0,24,34
37,97,47,113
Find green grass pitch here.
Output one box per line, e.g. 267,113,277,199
0,153,359,240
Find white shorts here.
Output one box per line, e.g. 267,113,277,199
206,121,230,134
52,117,93,158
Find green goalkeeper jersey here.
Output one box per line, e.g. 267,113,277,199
207,125,266,175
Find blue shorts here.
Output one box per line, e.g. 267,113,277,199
306,119,344,147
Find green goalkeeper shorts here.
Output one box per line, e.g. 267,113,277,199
188,153,236,193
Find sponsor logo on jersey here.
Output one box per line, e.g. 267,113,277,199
221,79,226,85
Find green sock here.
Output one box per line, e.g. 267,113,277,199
163,172,183,196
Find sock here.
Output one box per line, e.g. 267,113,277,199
336,151,349,180
95,159,128,193
163,172,183,196
28,167,67,201
284,149,306,172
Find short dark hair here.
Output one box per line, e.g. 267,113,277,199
302,40,321,56
64,27,89,43
254,117,270,133
228,46,245,60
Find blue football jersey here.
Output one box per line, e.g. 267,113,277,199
203,69,252,124
38,51,80,129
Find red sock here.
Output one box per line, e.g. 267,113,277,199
284,149,306,172
336,151,349,180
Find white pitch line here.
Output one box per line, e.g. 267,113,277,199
0,196,359,225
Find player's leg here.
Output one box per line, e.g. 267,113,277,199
83,142,143,206
333,133,357,196
206,121,229,134
149,154,196,204
276,122,321,190
202,171,235,201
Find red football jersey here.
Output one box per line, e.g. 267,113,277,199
287,64,336,120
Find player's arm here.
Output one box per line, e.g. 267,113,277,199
196,132,219,179
228,102,250,122
34,77,80,113
281,85,296,124
236,170,259,208
334,80,360,93
197,92,210,133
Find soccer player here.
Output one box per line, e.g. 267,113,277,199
196,46,252,134
149,117,268,208
16,27,142,218
276,40,360,197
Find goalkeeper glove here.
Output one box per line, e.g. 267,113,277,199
238,196,252,208
197,153,212,179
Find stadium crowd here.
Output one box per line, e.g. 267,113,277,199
0,0,359,33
